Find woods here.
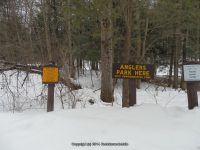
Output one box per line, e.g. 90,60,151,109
0,0,200,109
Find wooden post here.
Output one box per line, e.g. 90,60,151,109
112,64,154,108
183,63,200,109
129,79,136,106
187,82,198,109
42,62,58,112
47,83,55,112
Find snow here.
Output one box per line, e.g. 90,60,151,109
0,69,200,150
156,65,182,77
0,105,200,150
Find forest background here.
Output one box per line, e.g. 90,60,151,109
0,0,200,108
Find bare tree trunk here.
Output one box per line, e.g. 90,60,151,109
180,30,188,90
136,3,142,89
28,3,34,59
43,0,52,61
33,21,46,63
100,1,114,103
142,17,149,58
173,28,181,89
122,0,133,107
68,0,75,78
60,0,75,79
136,6,141,60
168,39,174,87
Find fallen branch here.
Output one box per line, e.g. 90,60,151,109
0,60,82,90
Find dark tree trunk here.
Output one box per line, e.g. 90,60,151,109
100,1,114,103
173,28,180,89
122,0,133,107
91,61,98,70
180,33,187,90
168,39,174,87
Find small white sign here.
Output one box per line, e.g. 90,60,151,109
183,64,200,81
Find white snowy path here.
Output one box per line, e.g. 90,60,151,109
0,104,200,150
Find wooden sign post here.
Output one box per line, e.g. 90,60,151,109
129,79,136,106
186,82,198,109
42,63,59,112
183,64,199,109
113,64,154,107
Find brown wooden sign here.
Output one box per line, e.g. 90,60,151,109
112,64,154,79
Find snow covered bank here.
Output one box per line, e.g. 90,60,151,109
0,104,200,150
0,69,200,150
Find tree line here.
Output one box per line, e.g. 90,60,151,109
0,0,200,107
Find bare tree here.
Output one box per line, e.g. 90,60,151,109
100,0,114,103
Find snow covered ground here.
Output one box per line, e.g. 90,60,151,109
0,69,200,150
1,105,200,150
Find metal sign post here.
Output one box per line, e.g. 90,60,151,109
42,63,59,112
